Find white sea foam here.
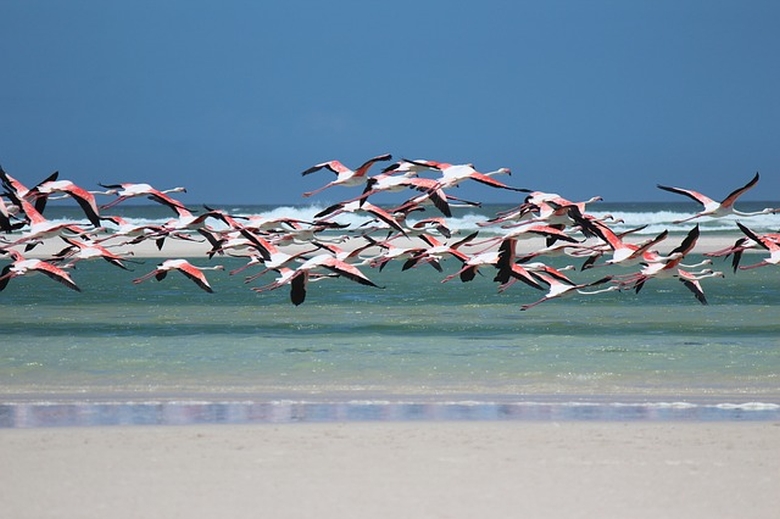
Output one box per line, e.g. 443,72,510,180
23,203,780,238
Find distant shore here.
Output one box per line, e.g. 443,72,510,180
21,231,748,259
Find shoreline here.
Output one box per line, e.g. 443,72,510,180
3,398,780,429
2,421,778,519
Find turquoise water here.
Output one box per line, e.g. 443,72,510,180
1,203,780,425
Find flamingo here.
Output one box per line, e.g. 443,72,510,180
250,267,334,306
26,179,104,227
409,217,454,238
314,199,409,236
251,253,382,305
388,177,482,218
587,221,670,267
91,215,168,247
492,240,561,290
301,153,392,198
735,222,780,270
197,228,265,259
403,159,529,193
0,165,59,216
400,232,477,271
498,261,577,292
0,194,26,233
468,221,580,251
0,249,80,292
657,172,778,223
235,229,319,282
266,221,352,247
309,238,376,265
359,160,430,199
54,236,140,270
675,268,725,304
360,235,434,272
477,201,538,227
441,237,543,290
98,182,189,214
703,234,772,272
2,193,93,252
149,205,225,250
518,271,617,311
132,259,224,293
481,193,604,242
615,225,720,304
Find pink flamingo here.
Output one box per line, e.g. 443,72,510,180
132,259,224,293
98,182,188,214
0,249,80,292
735,222,780,270
657,172,778,223
301,153,392,198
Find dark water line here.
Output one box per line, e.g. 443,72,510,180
2,400,778,428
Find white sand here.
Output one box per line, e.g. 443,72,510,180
1,421,778,519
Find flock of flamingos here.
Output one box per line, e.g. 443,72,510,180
1,155,778,309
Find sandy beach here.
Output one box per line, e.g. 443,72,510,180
22,231,749,260
1,421,778,519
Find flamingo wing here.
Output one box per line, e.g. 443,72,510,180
721,172,759,205
32,261,81,292
174,262,215,293
301,161,348,177
656,184,715,207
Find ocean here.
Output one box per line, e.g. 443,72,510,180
1,202,779,426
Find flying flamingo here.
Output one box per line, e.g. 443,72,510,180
586,221,670,267
0,249,80,292
360,235,435,272
98,182,189,214
359,160,430,198
301,153,392,198
388,176,482,218
468,221,580,251
441,237,543,290
250,267,333,306
615,225,720,303
675,268,725,304
314,199,409,236
657,172,778,223
234,229,318,282
148,205,226,250
0,195,26,233
26,179,105,227
400,232,478,271
403,159,529,193
1,193,93,252
409,217,454,238
735,222,780,270
0,165,59,216
132,259,224,293
53,236,140,270
91,215,168,247
518,271,617,311
251,253,382,305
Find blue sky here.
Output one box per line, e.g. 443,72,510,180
2,1,779,205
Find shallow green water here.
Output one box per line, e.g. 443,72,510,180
2,254,778,407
